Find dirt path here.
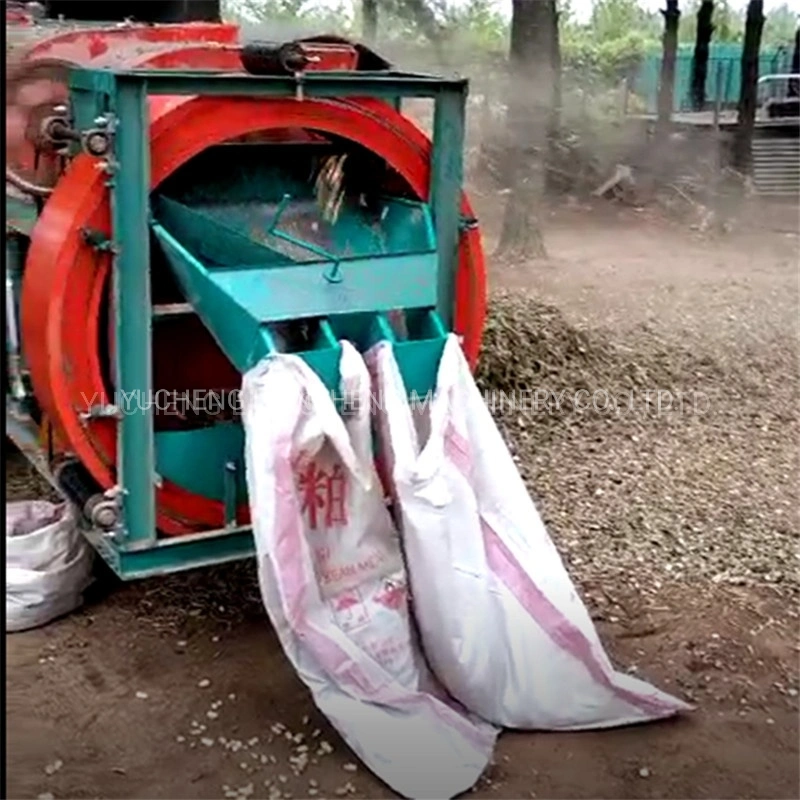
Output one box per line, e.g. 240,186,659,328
7,564,799,800
6,207,799,800
483,202,800,351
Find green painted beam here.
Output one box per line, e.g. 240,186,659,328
69,68,468,101
110,78,157,546
155,425,245,503
85,525,255,581
152,221,268,372
152,204,447,401
431,85,467,330
6,195,38,236
152,220,437,365
210,255,438,321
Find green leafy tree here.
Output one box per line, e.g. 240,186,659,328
223,0,355,33
760,3,799,47
590,0,661,41
713,0,745,41
559,0,661,87
438,0,507,51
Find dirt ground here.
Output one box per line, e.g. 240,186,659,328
6,201,799,800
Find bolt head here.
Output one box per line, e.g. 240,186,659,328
85,131,109,157
92,502,119,530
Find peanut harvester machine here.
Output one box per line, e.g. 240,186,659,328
5,19,487,579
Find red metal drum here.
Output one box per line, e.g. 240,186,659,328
18,29,488,536
6,23,239,193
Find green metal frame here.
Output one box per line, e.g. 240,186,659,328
5,64,469,580
6,195,39,236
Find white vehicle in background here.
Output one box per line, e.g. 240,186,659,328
752,73,800,196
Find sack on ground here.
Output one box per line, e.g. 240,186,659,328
6,500,94,633
368,335,692,731
241,341,497,799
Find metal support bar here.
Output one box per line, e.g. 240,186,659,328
5,235,28,404
84,524,256,580
223,461,238,528
6,405,258,581
153,302,195,318
69,68,468,101
111,78,157,545
431,85,467,330
6,194,39,236
50,62,470,572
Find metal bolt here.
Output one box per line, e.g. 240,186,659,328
84,131,110,157
90,500,119,530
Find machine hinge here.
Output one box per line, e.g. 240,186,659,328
81,228,119,254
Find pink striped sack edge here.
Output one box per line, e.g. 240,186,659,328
367,335,693,731
241,341,498,799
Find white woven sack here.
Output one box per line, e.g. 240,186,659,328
368,335,692,731
241,341,497,799
6,500,94,633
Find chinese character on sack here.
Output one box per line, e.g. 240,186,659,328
295,459,348,529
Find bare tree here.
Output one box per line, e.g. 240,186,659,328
691,0,714,110
733,0,765,170
362,0,378,41
496,0,558,260
546,2,563,192
657,0,681,133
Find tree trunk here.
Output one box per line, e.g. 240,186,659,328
789,28,799,98
497,0,556,259
657,0,681,133
393,0,445,60
691,0,714,110
362,0,378,42
733,0,765,171
546,4,563,194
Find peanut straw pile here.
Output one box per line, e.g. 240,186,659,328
7,288,797,628
476,289,797,599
